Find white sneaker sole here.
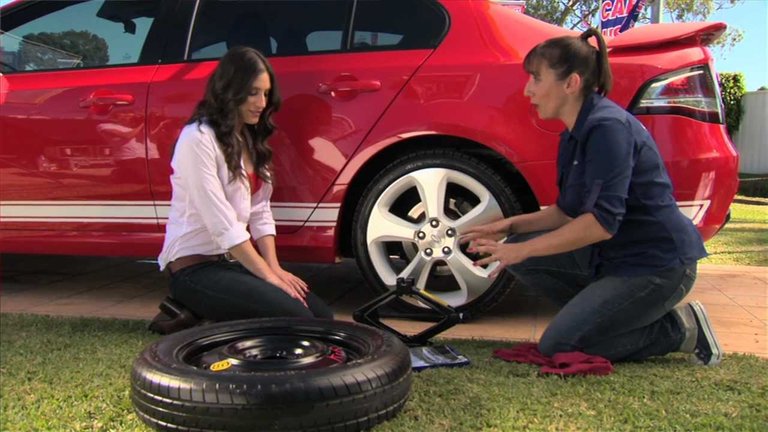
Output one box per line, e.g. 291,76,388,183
690,301,723,366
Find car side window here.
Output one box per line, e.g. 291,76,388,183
188,0,350,60
351,0,447,51
0,0,160,73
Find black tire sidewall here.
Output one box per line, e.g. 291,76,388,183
131,318,412,431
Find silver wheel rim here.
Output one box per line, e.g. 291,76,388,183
365,167,504,308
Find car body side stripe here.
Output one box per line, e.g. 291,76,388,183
1,201,708,225
0,201,342,226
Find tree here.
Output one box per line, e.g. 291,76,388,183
524,0,598,30
524,0,744,55
718,72,746,136
661,0,744,56
19,30,109,70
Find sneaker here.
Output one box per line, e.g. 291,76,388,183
671,303,697,353
688,301,723,366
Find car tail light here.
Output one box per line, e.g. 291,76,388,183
629,66,724,124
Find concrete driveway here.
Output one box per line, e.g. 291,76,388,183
1,254,765,357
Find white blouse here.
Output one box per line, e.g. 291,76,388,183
158,122,275,270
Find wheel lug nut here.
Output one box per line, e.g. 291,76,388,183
430,219,440,228
442,246,452,255
417,231,426,240
446,228,456,237
424,248,433,257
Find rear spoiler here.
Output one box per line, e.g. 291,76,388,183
607,22,727,51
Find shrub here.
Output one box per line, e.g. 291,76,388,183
719,72,746,136
738,174,768,198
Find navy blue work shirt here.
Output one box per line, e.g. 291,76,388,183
556,93,707,276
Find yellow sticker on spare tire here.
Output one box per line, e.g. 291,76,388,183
210,360,232,371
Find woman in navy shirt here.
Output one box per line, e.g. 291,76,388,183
462,29,721,365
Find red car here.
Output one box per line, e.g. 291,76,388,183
0,0,738,318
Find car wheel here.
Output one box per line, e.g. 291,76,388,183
353,149,523,319
131,318,412,432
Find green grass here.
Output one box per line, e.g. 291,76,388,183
2,314,767,432
700,196,768,266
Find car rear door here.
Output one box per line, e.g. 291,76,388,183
0,0,168,234
147,0,447,233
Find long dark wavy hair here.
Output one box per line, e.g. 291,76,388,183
187,46,281,183
523,28,613,98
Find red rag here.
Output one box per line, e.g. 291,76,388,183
492,342,613,376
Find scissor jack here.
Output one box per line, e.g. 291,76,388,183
353,277,471,369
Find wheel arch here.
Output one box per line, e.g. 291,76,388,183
337,134,540,258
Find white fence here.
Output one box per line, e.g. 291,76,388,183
733,90,768,174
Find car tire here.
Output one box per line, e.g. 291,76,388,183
352,149,523,319
131,318,412,432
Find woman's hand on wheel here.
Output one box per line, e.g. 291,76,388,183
460,218,512,245
467,239,530,279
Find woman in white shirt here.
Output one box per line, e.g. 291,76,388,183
157,46,333,325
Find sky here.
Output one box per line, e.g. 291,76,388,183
1,0,766,90
707,0,768,91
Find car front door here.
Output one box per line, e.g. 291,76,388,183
0,0,166,236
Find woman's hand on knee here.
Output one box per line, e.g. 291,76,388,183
266,274,308,308
274,267,309,296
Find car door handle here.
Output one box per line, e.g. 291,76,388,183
79,92,135,108
317,80,382,95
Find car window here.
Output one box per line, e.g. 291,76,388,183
305,31,344,53
351,0,447,51
188,0,350,60
0,0,160,73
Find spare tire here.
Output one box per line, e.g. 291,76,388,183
131,318,412,431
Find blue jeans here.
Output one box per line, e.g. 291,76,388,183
170,261,334,321
506,232,696,362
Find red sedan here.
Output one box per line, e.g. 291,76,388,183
0,0,738,317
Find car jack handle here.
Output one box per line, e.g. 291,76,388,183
353,277,465,347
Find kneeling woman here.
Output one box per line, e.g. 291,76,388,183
158,46,333,322
462,29,719,365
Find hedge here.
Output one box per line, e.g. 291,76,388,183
719,72,746,136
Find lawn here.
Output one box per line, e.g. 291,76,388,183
1,314,766,432
700,197,768,266
1,197,765,431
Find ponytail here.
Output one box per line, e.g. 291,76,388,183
579,28,612,96
523,28,613,98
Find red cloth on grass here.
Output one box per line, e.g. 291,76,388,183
493,342,613,376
